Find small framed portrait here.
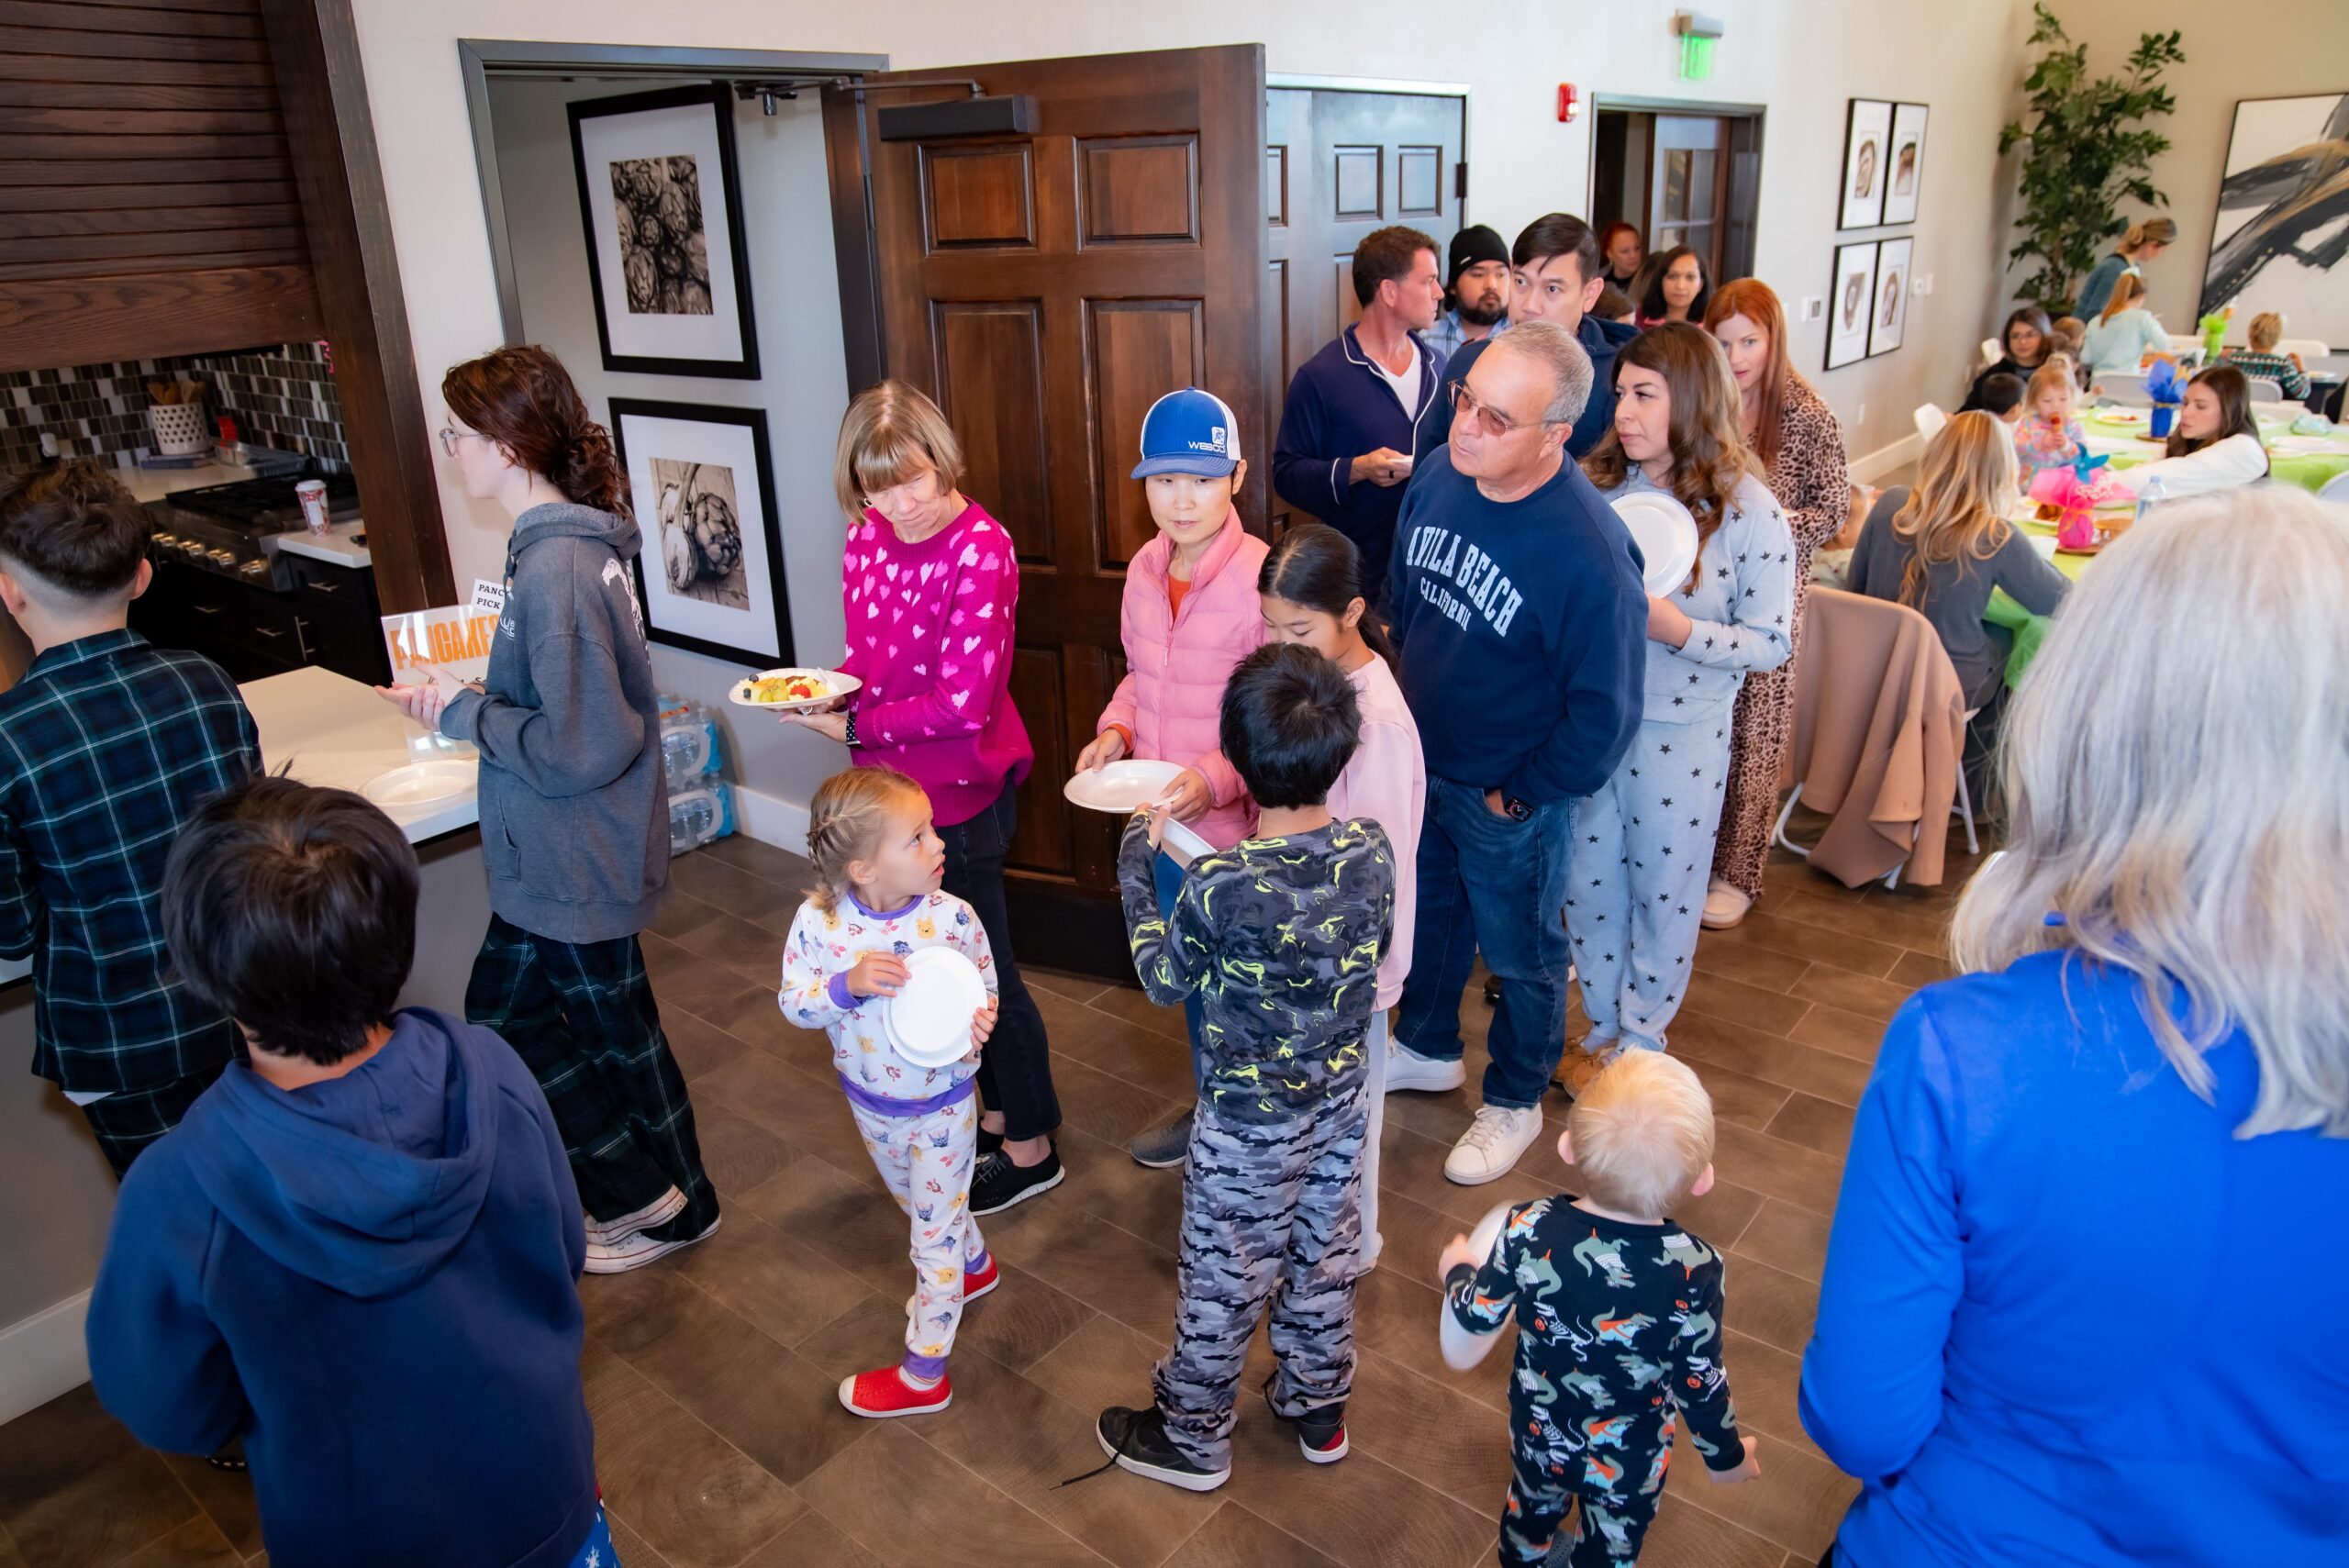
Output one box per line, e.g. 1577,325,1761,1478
1881,103,1929,226
1826,240,1880,371
608,399,795,668
1869,238,1913,357
1839,99,1894,230
568,84,761,379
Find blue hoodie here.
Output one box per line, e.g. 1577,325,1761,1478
1411,312,1639,469
86,1008,598,1568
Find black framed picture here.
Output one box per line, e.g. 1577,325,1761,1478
1869,237,1913,358
608,398,795,668
568,84,761,379
1882,103,1929,226
1826,240,1879,371
1838,99,1893,230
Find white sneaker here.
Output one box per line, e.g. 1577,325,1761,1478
1700,879,1753,929
583,1215,721,1274
1386,1041,1466,1093
1443,1105,1544,1185
583,1185,688,1247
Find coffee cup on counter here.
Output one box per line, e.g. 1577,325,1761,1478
295,478,331,537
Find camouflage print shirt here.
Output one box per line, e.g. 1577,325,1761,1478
1117,814,1393,1126
1446,1196,1749,1481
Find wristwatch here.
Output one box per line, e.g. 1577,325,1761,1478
842,710,860,748
1500,793,1531,821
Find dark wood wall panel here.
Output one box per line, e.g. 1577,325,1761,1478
933,301,1052,562
0,264,320,367
1004,646,1071,877
1087,298,1204,568
923,143,1035,250
0,53,274,87
3,0,265,34
1079,136,1199,246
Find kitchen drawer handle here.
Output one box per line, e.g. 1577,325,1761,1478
191,604,222,616
254,626,286,639
307,580,342,594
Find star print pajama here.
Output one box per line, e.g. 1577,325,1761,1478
849,1085,987,1378
1575,473,1797,1052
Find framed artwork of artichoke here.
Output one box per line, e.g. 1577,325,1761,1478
609,398,794,668
568,83,760,379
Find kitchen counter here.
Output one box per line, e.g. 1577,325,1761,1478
0,667,475,989
272,518,371,569
116,458,256,504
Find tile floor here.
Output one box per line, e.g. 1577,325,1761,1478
0,817,1984,1568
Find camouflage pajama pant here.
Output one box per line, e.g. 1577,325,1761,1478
1153,1087,1368,1471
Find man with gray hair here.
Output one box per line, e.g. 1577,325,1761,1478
1382,321,1648,1184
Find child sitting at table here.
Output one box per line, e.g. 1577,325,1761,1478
0,461,259,1179
1975,371,2026,426
1092,642,1394,1493
1075,386,1268,1170
779,765,1000,1419
85,776,616,1568
1439,1049,1759,1567
2012,358,2087,477
2046,317,2091,389
2221,311,2310,402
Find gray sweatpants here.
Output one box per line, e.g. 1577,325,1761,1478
1153,1087,1368,1470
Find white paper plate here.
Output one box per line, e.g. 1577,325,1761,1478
1611,491,1701,595
1438,1201,1517,1371
728,666,862,712
1063,758,1184,815
883,947,988,1068
362,758,477,809
1158,817,1214,863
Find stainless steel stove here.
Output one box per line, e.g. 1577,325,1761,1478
150,471,361,586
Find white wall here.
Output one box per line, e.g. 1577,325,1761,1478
484,76,852,833
2021,0,2349,336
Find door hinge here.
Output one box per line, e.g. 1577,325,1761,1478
1454,161,1467,201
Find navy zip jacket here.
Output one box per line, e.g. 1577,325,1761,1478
1413,313,1639,468
85,1008,599,1568
1387,445,1646,803
1272,324,1445,595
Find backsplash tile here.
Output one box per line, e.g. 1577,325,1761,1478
0,342,349,477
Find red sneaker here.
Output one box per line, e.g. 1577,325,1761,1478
838,1365,952,1418
962,1252,1000,1304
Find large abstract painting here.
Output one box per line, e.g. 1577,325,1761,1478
2199,94,2349,342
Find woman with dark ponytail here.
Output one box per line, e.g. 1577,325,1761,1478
1257,521,1423,1266
378,343,718,1273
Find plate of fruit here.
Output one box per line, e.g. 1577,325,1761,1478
729,667,862,712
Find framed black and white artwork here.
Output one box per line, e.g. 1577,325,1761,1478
1838,99,1893,229
1826,240,1879,371
1869,238,1913,357
1882,103,1929,226
609,399,794,668
2199,93,2349,341
569,84,761,379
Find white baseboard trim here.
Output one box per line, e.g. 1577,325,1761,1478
730,783,809,857
1849,430,1924,484
0,1291,90,1426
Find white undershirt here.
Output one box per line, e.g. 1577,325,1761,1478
1369,337,1421,416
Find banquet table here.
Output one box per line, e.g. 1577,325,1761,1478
2075,407,2349,493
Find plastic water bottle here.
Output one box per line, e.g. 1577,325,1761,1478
2133,473,2165,531
667,785,733,855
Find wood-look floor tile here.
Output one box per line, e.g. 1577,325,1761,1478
1049,1055,1187,1151
726,1151,912,1297
1662,1428,1856,1560
605,1508,674,1568
1774,888,1949,957
1039,992,1199,1105
941,1256,1097,1374
1762,1095,1854,1159
1340,1349,1516,1512
1216,1409,1494,1568
1671,1013,1875,1107
640,931,776,1033
672,903,796,991
796,1423,1109,1568
1732,1200,1836,1284
1347,1262,1514,1416
663,1006,755,1084
1026,966,1112,1006
1691,940,1812,995
691,1046,870,1172
1677,971,1813,1040
157,1453,260,1561
1704,908,1903,982
1886,950,1956,989
1620,1496,1788,1568
0,1386,198,1568
645,888,729,944
736,1509,884,1568
1716,1329,1812,1450
1781,1004,1887,1066
1160,1502,1340,1568
1710,1124,1847,1217
1056,1130,1187,1266
985,1185,1181,1337
666,851,800,934
1675,1175,1768,1251
1074,980,1193,1049
696,835,812,888
1787,967,1913,1024
1676,1059,1796,1132
1019,1309,1171,1419
1718,1256,1821,1352
662,1206,877,1351
580,1341,806,1567
690,1106,799,1200
119,1515,240,1568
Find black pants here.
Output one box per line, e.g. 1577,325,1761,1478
941,780,1061,1140
81,1063,227,1179
465,914,718,1236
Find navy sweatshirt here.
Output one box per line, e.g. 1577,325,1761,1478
1387,446,1646,803
85,1008,599,1568
1413,313,1639,468
1273,324,1445,595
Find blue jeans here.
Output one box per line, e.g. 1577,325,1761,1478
1153,848,1208,1093
1393,773,1573,1110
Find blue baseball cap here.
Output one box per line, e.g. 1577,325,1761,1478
1130,388,1242,479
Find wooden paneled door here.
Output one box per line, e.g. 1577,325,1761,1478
1264,86,1464,532
829,46,1267,976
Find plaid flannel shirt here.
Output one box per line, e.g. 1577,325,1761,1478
0,629,260,1093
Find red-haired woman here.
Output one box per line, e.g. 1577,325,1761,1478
1700,280,1851,927
380,343,718,1273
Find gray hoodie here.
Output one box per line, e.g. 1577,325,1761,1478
440,501,667,943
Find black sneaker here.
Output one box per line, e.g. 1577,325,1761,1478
1095,1406,1230,1492
1128,1108,1194,1169
970,1145,1064,1215
1261,1375,1349,1463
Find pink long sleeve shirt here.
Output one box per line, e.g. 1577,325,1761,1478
1097,508,1269,850
1325,653,1425,1010
837,499,1032,828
